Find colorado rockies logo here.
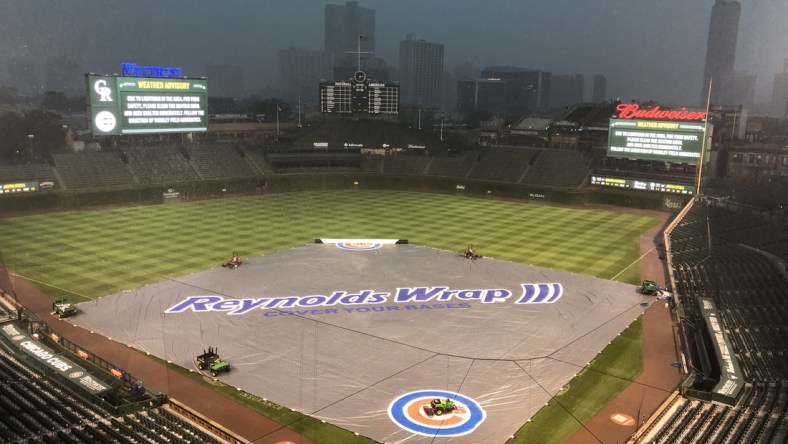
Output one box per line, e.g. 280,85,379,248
388,390,486,437
336,242,382,251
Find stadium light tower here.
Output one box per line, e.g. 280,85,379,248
27,134,34,158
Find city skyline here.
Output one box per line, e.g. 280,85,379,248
1,0,787,108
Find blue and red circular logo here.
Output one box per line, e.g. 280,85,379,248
336,242,382,251
388,390,486,437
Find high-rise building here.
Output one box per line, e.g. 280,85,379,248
457,78,507,113
278,47,333,105
480,66,551,113
205,64,245,98
771,59,788,117
550,74,584,108
324,1,375,68
701,0,741,105
592,75,607,103
399,35,444,109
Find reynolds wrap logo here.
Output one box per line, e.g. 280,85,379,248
164,283,563,315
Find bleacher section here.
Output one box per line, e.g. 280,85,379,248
647,201,788,442
427,151,479,178
0,329,224,443
182,144,258,180
383,155,430,175
243,148,276,175
467,146,540,182
52,153,136,189
0,163,59,189
124,145,200,184
521,149,592,188
360,155,384,173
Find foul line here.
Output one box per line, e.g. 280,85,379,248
611,246,655,281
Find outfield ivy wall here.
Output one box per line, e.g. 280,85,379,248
0,173,674,214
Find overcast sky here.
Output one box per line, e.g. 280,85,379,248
1,0,786,106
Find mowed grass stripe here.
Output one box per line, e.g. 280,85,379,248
0,190,658,300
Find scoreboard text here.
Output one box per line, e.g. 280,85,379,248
607,118,705,164
87,74,208,136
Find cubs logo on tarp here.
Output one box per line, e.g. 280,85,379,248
388,390,485,437
336,242,382,251
519,283,563,303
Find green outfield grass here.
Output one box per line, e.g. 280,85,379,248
509,317,644,444
0,190,658,443
0,190,656,301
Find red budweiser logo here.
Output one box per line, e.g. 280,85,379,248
616,104,705,121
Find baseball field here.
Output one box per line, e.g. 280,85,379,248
0,190,659,442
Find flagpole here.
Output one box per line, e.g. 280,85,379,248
357,34,362,72
276,105,280,135
696,78,712,198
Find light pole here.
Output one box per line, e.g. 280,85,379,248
27,134,34,158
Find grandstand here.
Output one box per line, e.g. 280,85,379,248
640,199,788,443
0,317,230,443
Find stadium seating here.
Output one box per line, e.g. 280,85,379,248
0,163,60,189
427,151,479,178
124,145,200,184
521,149,592,188
182,144,258,180
467,146,540,182
52,153,137,189
383,155,430,175
0,337,224,443
648,201,788,441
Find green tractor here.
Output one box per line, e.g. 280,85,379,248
196,346,230,377
423,398,457,417
52,298,77,318
641,280,660,295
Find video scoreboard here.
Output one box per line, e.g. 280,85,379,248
590,175,695,195
320,71,399,115
87,74,208,136
607,118,705,164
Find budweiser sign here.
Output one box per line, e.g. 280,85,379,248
616,104,705,121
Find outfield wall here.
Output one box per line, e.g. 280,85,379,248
0,173,674,214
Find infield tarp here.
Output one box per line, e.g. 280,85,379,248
70,243,649,443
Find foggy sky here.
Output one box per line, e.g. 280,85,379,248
1,0,786,107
